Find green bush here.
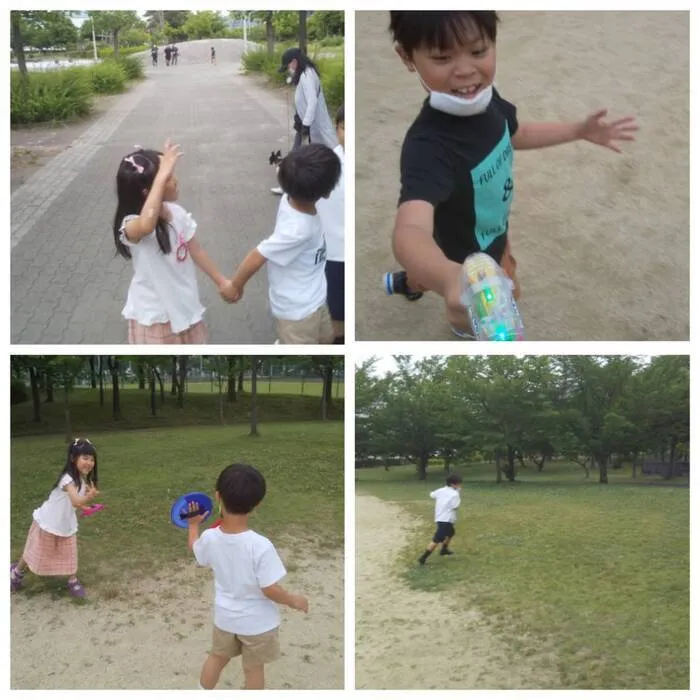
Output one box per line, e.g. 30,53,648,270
241,47,272,73
11,68,93,125
115,55,145,81
10,379,28,406
316,56,344,115
97,44,149,59
91,60,127,94
315,35,344,48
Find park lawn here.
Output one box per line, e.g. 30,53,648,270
11,422,343,600
121,380,345,398
11,387,342,437
357,463,689,690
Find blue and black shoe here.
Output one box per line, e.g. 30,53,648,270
383,270,423,301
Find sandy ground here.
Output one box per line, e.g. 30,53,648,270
355,494,559,689
11,545,343,689
355,11,689,340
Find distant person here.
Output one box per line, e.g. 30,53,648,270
224,144,342,344
171,45,179,65
418,474,463,565
186,464,309,690
151,44,158,67
10,439,100,598
113,139,232,344
164,44,172,66
316,105,345,344
211,46,216,65
271,47,337,195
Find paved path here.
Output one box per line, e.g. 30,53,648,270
11,39,295,344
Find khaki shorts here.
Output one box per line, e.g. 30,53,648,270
275,303,333,344
210,625,280,669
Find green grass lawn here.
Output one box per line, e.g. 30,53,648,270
121,379,345,397
11,422,343,600
357,462,689,690
11,387,342,437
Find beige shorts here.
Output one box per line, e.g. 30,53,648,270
275,303,333,344
211,625,280,669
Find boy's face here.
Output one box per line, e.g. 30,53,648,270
396,34,496,99
336,121,345,147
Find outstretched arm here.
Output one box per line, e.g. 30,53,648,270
512,109,638,153
188,236,229,294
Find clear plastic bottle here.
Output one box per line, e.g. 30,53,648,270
461,253,525,341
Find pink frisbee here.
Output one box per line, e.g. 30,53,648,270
81,504,105,517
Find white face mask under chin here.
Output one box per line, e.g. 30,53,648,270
415,70,494,117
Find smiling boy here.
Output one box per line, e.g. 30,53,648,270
385,11,638,337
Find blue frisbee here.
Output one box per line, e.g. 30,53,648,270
170,492,213,529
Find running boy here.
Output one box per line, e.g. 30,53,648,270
224,143,341,344
418,474,462,565
187,464,308,690
386,11,639,337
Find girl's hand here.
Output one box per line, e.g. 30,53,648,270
158,138,183,181
578,109,639,153
219,279,242,303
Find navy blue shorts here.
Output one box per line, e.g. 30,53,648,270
432,522,455,543
325,261,345,321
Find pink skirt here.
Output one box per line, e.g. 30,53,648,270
22,520,78,576
128,319,208,345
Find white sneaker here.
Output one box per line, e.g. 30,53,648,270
270,186,283,195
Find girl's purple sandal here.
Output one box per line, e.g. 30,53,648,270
10,563,24,592
67,579,86,598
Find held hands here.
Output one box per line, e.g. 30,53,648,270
85,485,100,501
218,279,243,304
578,109,639,153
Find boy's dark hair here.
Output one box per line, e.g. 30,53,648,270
278,143,341,203
446,474,463,486
113,148,171,259
216,463,266,515
336,104,344,127
389,11,500,56
52,438,98,493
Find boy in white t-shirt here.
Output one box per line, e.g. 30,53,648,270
418,474,463,565
224,144,342,344
187,464,308,690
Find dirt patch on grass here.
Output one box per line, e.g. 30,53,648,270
11,543,343,689
355,493,560,689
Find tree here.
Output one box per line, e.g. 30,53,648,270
307,11,344,40
249,356,260,437
88,10,141,56
181,11,226,40
298,11,307,54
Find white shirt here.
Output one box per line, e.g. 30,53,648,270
316,145,344,262
33,473,86,537
257,195,327,321
120,202,205,334
430,486,461,523
193,528,287,635
295,68,338,148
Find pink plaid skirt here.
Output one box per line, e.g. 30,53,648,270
128,319,208,345
22,520,78,576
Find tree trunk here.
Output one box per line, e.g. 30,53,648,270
99,356,104,407
45,373,54,403
63,382,72,444
89,357,97,388
416,452,428,480
29,365,41,423
227,357,237,402
238,370,244,393
265,14,275,56
218,378,225,425
113,29,119,57
298,11,307,54
171,356,178,395
177,356,187,408
496,452,502,483
155,368,164,405
502,445,516,482
250,357,260,436
632,452,638,480
138,361,146,390
598,456,609,484
149,368,157,417
535,455,546,472
110,357,121,419
11,13,28,81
